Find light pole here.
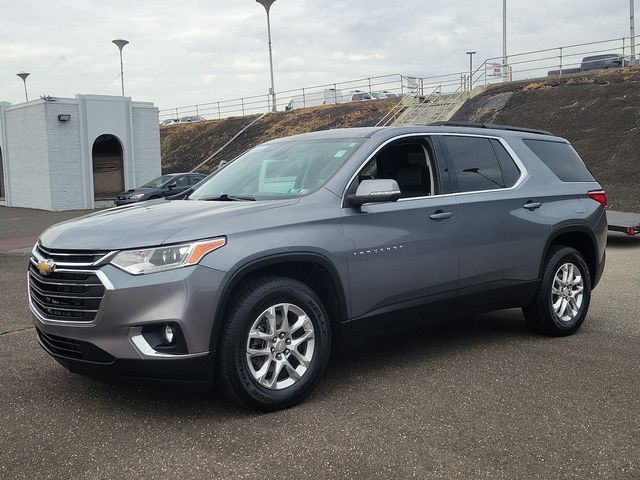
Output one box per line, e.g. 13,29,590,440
112,39,129,96
17,72,30,102
502,0,508,79
256,0,277,112
631,0,636,65
466,51,476,91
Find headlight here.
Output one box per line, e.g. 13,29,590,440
129,193,145,200
110,238,226,275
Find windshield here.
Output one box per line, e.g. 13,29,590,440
189,138,364,200
142,175,175,188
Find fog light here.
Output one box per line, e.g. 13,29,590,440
163,324,175,344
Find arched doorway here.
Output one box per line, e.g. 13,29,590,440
92,134,124,200
0,146,5,200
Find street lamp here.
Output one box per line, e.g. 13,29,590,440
16,72,30,102
112,39,129,96
466,51,476,91
502,0,508,79
631,0,636,65
256,0,277,112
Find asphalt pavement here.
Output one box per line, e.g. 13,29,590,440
0,234,639,479
0,206,94,253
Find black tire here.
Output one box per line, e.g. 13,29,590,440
523,246,592,336
216,276,331,411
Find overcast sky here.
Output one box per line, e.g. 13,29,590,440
0,0,634,111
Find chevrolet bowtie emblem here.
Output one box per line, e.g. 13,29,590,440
37,259,56,275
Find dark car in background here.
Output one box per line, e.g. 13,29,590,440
548,54,630,76
115,173,206,206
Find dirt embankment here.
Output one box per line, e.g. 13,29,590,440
161,99,396,174
453,69,640,212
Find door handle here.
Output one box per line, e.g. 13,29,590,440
429,210,454,220
524,201,542,211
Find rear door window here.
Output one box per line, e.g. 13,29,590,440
440,136,507,193
523,139,595,182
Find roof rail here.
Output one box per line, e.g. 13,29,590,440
429,121,553,136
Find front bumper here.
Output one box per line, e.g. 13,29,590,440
30,261,227,386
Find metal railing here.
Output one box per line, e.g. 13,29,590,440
159,36,640,123
159,74,415,121
472,36,640,91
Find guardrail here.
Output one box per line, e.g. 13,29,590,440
159,36,640,122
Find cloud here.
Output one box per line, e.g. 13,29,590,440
0,0,633,111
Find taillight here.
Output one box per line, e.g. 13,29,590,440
588,189,607,207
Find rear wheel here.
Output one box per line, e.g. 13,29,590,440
523,246,591,336
217,276,331,411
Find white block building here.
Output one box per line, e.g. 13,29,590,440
0,94,161,210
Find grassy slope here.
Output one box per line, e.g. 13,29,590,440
161,99,396,174
453,68,640,212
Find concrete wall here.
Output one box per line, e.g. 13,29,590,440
4,101,52,210
0,95,161,211
132,104,161,186
77,95,161,208
44,101,82,210
0,102,9,201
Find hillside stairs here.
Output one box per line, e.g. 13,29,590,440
377,85,485,127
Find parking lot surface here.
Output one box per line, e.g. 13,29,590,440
1,234,639,479
0,206,93,253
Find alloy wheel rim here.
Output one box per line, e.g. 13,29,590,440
246,303,315,390
551,262,584,322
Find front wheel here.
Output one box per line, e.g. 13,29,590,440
217,276,331,411
523,246,592,336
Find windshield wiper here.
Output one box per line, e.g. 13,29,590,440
200,194,256,202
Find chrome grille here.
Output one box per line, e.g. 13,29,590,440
36,244,110,265
28,262,106,323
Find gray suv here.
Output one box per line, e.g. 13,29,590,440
29,123,607,411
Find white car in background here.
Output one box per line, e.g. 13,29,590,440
344,90,374,102
179,115,206,123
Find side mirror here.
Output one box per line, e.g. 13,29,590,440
166,182,176,190
348,179,401,208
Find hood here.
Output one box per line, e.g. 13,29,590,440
39,198,299,250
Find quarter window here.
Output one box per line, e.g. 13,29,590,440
441,136,516,193
523,139,595,182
